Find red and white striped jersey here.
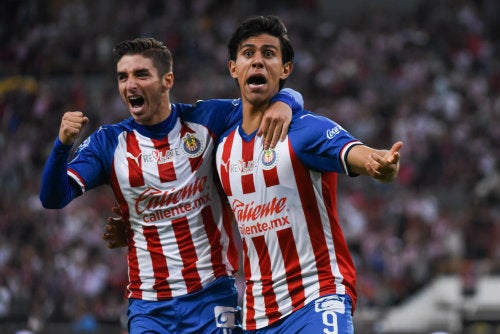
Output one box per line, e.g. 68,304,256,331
215,110,361,330
64,101,243,301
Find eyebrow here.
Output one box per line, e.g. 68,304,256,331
116,68,150,76
240,43,279,50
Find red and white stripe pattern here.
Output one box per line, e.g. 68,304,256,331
109,118,238,300
216,128,357,330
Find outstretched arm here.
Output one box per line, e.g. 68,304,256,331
347,141,403,183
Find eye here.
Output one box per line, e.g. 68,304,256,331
136,70,150,78
117,73,127,82
263,50,275,58
243,50,254,58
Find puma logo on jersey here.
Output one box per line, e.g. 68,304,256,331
220,159,229,172
126,152,142,165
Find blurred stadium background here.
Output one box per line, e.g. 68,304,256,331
1,0,499,333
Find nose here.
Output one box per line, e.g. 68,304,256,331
251,54,264,68
125,77,138,91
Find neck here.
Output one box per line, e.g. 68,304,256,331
241,101,267,135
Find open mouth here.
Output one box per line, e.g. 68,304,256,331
128,95,145,108
247,75,267,87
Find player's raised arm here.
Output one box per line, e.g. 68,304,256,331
59,111,89,145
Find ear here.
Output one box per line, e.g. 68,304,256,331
280,61,293,80
163,72,174,89
228,60,238,79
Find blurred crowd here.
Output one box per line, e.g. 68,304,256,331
1,0,500,331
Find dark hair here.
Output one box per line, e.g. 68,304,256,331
112,37,173,76
228,15,294,89
228,15,294,63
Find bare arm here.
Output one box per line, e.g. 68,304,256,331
347,141,403,183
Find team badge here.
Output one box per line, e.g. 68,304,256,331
181,133,204,158
259,148,278,170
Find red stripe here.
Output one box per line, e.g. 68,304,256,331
151,138,176,182
126,132,145,187
243,240,256,330
321,173,357,308
288,142,336,295
241,138,255,194
220,131,235,197
252,235,281,321
263,166,279,188
143,225,172,299
172,216,202,293
221,197,239,272
110,164,141,299
201,205,227,277
276,228,305,311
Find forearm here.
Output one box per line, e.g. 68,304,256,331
39,138,81,208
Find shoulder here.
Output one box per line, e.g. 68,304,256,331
76,119,131,152
290,110,342,137
288,110,359,154
173,99,242,136
173,99,241,116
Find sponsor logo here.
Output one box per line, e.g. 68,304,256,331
134,176,210,222
232,197,291,235
326,126,342,140
126,151,142,165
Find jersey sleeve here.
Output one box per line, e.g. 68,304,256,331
270,88,304,112
174,88,305,137
288,111,363,175
173,99,241,138
39,138,84,209
67,126,117,191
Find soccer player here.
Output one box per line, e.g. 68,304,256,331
39,37,302,334
214,15,403,333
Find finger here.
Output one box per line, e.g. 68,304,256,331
257,119,269,138
365,162,380,178
267,123,283,149
279,119,291,142
387,142,403,163
112,206,122,216
391,141,403,154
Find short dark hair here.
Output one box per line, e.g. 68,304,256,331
112,37,173,76
228,15,294,89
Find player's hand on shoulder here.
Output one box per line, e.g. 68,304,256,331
258,101,292,149
59,111,89,145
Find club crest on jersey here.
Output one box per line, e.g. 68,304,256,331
259,148,277,170
182,133,204,158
